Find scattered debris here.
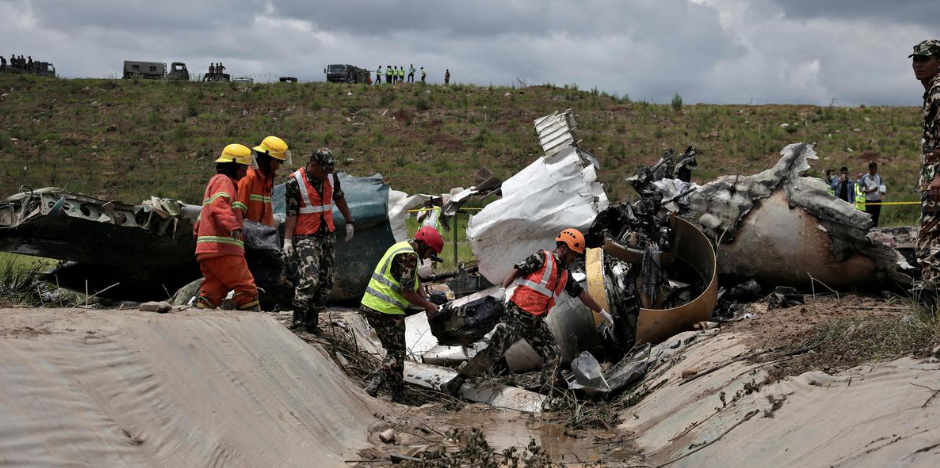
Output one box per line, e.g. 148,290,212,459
139,301,171,313
379,429,396,444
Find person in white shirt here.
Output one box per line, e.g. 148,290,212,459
859,161,884,226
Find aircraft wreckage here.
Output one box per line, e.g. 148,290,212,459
0,111,914,385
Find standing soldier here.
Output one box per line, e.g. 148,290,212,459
283,148,355,332
209,63,216,77
913,39,940,301
193,144,261,311
361,226,445,403
441,229,614,396
420,67,426,83
376,65,382,85
444,69,451,85
238,136,290,226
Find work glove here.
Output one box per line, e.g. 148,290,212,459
282,238,294,256
493,287,507,303
230,229,243,242
345,223,355,242
598,309,615,340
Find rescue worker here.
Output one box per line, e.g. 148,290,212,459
445,69,450,85
283,148,355,332
386,65,392,84
193,144,260,311
912,39,940,295
376,66,382,85
441,229,614,396
420,67,426,83
237,136,290,226
854,174,866,211
398,65,404,84
408,64,415,83
1,56,6,73
361,226,445,403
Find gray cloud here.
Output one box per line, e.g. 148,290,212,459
0,0,937,104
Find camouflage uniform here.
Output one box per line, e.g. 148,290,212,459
362,246,419,393
457,251,583,388
285,167,344,329
915,40,940,287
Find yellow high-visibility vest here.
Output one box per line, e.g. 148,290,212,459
361,241,418,315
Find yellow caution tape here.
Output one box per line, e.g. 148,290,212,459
405,207,482,213
859,201,921,206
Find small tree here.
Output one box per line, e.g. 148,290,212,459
671,92,683,112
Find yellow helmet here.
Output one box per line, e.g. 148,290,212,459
253,136,291,164
215,143,258,168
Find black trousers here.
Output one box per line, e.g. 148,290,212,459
866,203,882,227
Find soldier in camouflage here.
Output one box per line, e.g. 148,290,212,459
361,227,444,404
283,148,355,332
912,40,940,300
360,247,418,397
442,229,614,397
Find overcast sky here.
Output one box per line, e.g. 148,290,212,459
1,0,936,105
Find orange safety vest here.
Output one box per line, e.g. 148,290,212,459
510,250,568,317
194,174,246,258
236,167,274,226
291,168,335,235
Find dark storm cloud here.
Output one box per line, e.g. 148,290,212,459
766,0,939,27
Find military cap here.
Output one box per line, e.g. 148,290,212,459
311,147,336,166
909,39,940,58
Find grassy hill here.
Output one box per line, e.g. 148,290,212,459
0,74,926,225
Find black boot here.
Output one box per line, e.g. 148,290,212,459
364,374,386,397
304,310,320,334
391,384,410,405
441,374,466,397
290,310,305,330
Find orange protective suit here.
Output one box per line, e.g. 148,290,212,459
196,255,259,310
193,173,259,310
236,167,275,226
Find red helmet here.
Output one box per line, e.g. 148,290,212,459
415,226,444,254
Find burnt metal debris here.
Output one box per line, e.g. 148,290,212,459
0,174,402,306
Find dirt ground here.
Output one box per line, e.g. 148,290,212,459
723,293,937,380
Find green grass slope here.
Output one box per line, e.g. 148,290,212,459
0,74,926,225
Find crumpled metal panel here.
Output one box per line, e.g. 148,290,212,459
533,109,578,157
467,146,609,284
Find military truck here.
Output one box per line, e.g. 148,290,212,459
167,62,190,81
123,61,166,80
324,64,369,84
4,61,56,77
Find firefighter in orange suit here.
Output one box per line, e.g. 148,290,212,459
237,136,290,226
193,143,261,311
441,228,614,395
